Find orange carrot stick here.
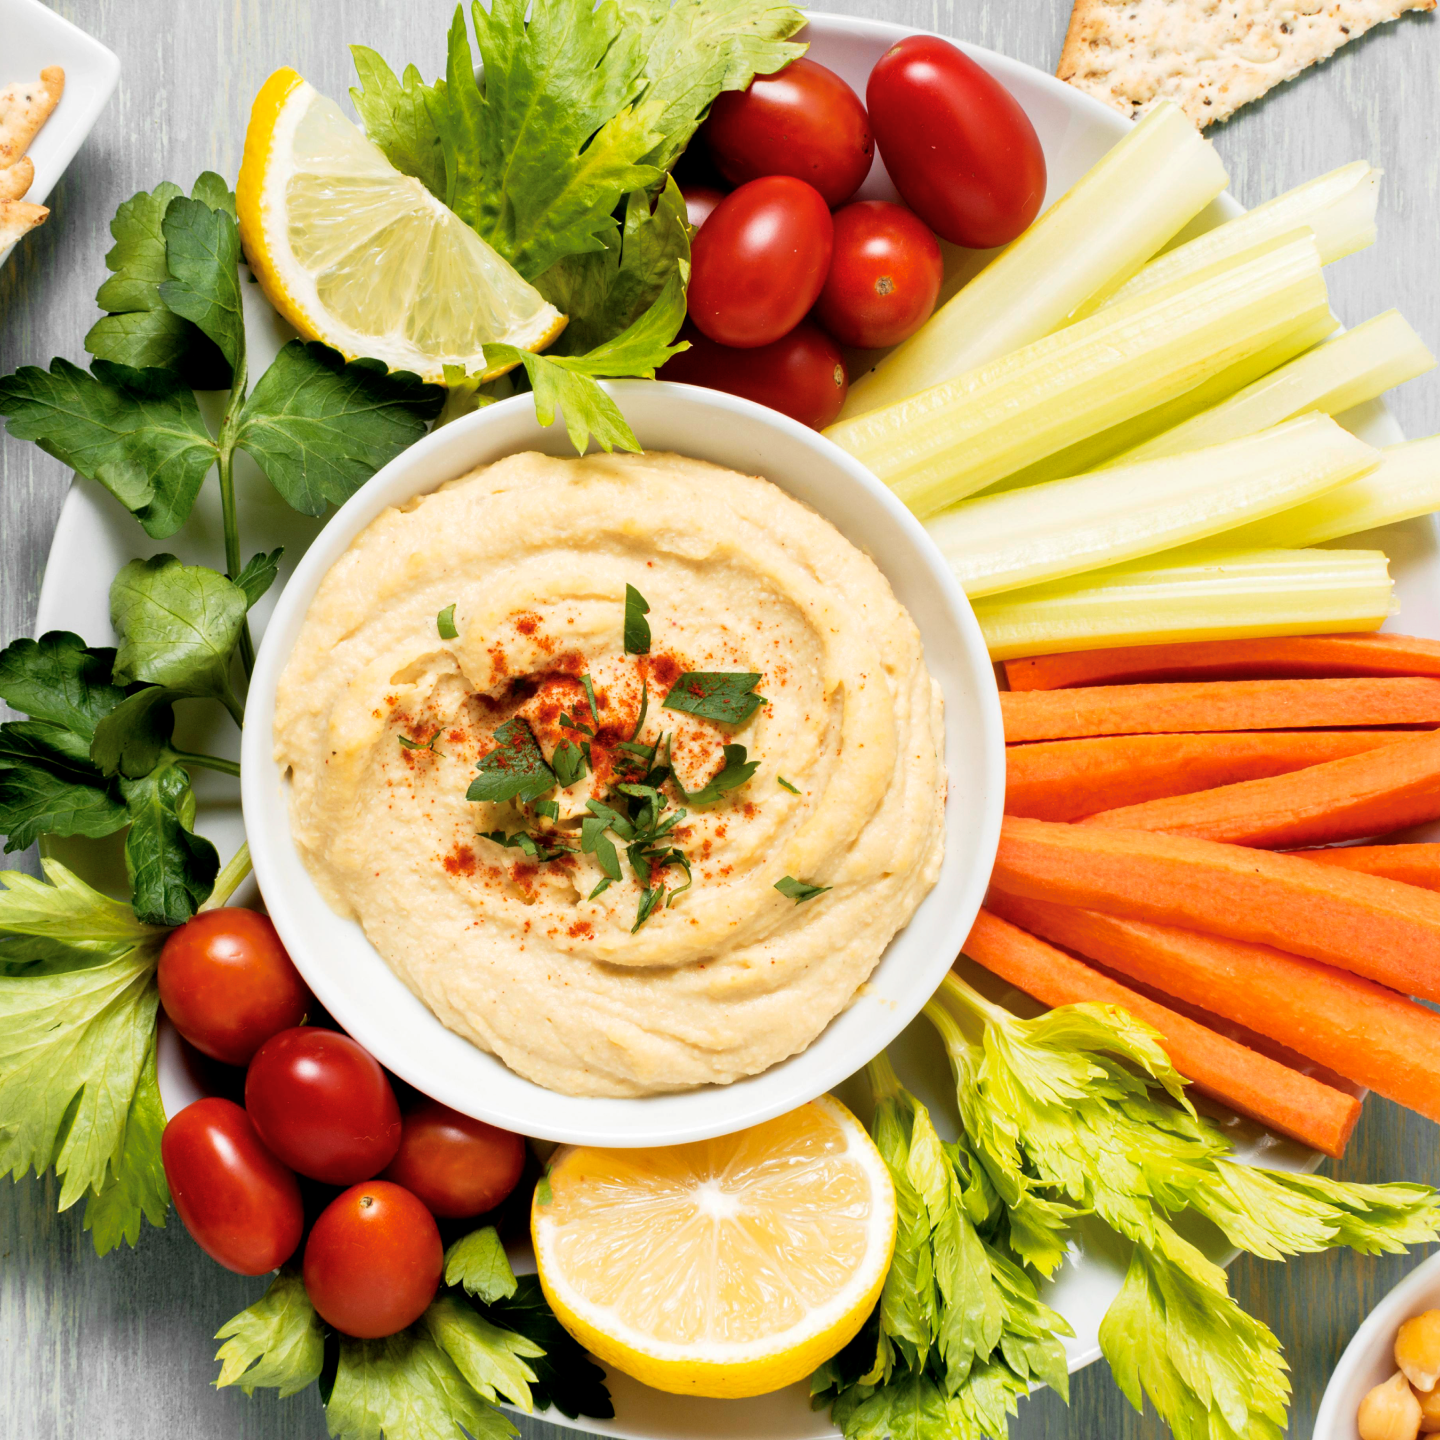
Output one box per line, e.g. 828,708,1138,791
986,892,1440,1126
1297,843,1440,891
990,816,1440,1001
1005,730,1408,821
1002,678,1440,742
1078,729,1440,847
1004,633,1440,691
962,908,1361,1156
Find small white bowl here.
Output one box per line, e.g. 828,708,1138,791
1313,1250,1440,1439
241,381,1004,1146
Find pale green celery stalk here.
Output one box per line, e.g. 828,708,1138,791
929,415,1379,598
824,233,1331,520
972,548,1393,661
1215,435,1440,548
981,310,1337,495
839,102,1226,419
1077,161,1379,320
1108,309,1434,466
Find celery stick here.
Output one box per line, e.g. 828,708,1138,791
825,233,1331,519
1110,309,1433,466
978,309,1336,495
1085,161,1379,319
930,414,1378,598
1214,436,1440,548
840,102,1226,418
973,548,1394,660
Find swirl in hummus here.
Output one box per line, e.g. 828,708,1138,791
274,450,946,1096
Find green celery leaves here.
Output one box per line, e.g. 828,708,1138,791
350,47,448,200
0,860,169,1251
215,1268,327,1399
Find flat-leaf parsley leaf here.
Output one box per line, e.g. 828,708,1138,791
663,670,765,725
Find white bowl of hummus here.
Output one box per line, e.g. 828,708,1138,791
242,381,1003,1145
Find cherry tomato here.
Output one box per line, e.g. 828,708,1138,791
687,176,834,349
866,36,1046,249
703,58,873,208
161,1097,304,1275
380,1100,526,1219
815,202,944,350
245,1028,401,1185
659,319,848,430
303,1181,443,1338
157,908,311,1066
680,184,727,231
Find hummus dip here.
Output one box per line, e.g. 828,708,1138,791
275,450,945,1096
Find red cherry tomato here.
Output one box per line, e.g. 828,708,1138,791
680,184,727,231
687,176,834,349
815,201,944,350
866,36,1045,249
161,1097,303,1275
381,1100,526,1219
303,1181,443,1338
660,319,848,430
157,908,311,1066
703,58,873,208
245,1028,401,1185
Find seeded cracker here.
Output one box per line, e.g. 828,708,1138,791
1057,1,1436,128
0,66,64,168
0,156,33,202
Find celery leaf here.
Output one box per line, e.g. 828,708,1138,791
424,1293,542,1410
215,1268,326,1398
350,47,447,198
443,1225,518,1303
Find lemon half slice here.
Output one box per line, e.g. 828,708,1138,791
237,68,565,383
532,1097,897,1399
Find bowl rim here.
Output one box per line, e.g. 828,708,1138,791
240,379,1004,1146
1312,1249,1440,1439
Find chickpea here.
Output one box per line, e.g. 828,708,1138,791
1359,1370,1423,1440
1417,1381,1440,1433
1398,1312,1440,1392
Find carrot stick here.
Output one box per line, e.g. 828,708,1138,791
1004,633,1440,690
990,815,1440,1001
962,908,1361,1157
1078,729,1440,846
1005,730,1408,821
1297,843,1440,891
1002,677,1440,742
986,892,1440,1126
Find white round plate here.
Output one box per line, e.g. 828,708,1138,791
30,11,1437,1439
239,382,1006,1149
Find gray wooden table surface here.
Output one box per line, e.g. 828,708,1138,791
3,2,1439,1437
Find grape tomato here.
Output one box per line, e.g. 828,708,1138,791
687,176,833,349
680,184,727,231
381,1100,526,1219
303,1181,444,1338
659,319,848,430
703,58,873,208
161,1097,304,1276
816,201,944,350
157,908,311,1066
866,36,1045,249
245,1027,401,1185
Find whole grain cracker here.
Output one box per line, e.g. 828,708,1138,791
0,66,65,168
0,199,48,250
1058,1,1436,128
0,156,33,202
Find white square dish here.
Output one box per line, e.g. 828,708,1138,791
0,0,119,270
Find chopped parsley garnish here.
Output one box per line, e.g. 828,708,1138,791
551,739,588,788
623,584,651,654
398,730,443,756
677,744,758,805
436,603,457,639
480,827,573,863
579,673,600,726
663,671,765,725
465,717,556,804
777,775,800,794
775,876,830,903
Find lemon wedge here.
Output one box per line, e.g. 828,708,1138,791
236,68,565,383
532,1097,897,1399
